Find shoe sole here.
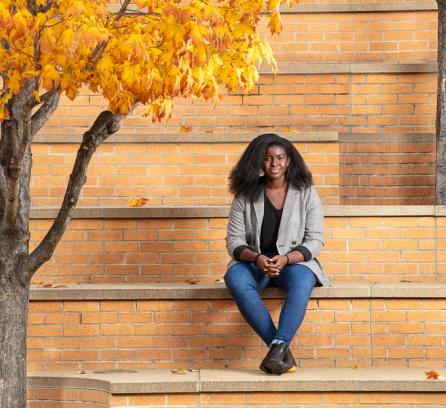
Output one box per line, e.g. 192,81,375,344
263,361,285,375
259,364,271,374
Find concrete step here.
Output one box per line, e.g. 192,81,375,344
28,282,446,372
28,367,446,407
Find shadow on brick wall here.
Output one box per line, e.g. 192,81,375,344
339,138,435,205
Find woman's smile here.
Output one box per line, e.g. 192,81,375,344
263,145,289,180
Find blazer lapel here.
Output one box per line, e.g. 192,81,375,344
253,186,264,249
278,185,299,237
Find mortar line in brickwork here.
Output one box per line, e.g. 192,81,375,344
280,2,437,14
368,293,373,368
197,368,202,406
434,214,439,282
348,70,353,133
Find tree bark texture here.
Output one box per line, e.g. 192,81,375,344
436,1,446,203
0,89,123,406
0,235,30,408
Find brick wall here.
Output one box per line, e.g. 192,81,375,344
31,215,444,285
261,11,436,63
28,386,109,408
40,72,436,136
30,142,339,207
27,297,446,371
340,141,435,205
110,392,446,407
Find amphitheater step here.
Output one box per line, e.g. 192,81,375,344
28,282,446,372
28,367,446,407
30,205,446,285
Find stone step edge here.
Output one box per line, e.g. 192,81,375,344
28,368,446,394
29,282,446,301
28,205,446,219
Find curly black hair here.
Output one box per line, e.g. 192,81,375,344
228,133,313,199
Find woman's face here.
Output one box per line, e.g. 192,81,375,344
263,145,290,181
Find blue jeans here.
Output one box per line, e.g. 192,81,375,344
224,262,316,346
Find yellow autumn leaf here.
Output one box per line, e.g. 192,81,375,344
32,90,41,103
128,198,149,207
267,0,281,10
171,368,186,375
7,70,22,93
0,105,9,120
41,64,60,89
268,7,282,34
11,10,30,39
180,126,192,133
61,29,76,53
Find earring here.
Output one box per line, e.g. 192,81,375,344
259,169,264,177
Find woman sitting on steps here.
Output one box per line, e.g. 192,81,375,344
224,133,330,375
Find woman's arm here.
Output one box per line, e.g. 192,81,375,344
226,195,250,257
296,186,324,259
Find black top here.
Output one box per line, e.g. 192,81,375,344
260,192,282,256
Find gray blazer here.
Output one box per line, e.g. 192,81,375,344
225,184,329,287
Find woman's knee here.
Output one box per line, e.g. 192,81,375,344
282,265,316,292
225,263,249,290
224,262,259,292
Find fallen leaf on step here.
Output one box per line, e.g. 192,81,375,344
171,368,186,375
77,370,87,374
38,282,67,288
425,370,440,379
31,280,44,285
214,278,223,282
185,278,199,285
188,368,199,372
286,366,297,373
128,198,149,207
180,126,192,133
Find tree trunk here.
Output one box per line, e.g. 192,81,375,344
0,107,123,408
0,97,33,408
436,1,446,203
0,234,30,408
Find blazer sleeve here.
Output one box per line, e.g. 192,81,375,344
298,186,324,259
225,195,249,258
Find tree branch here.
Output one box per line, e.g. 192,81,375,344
26,0,54,15
1,80,37,230
0,164,6,217
1,118,20,230
24,111,124,280
31,86,60,136
115,0,132,21
86,0,132,70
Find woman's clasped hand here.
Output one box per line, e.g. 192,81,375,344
256,254,288,277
